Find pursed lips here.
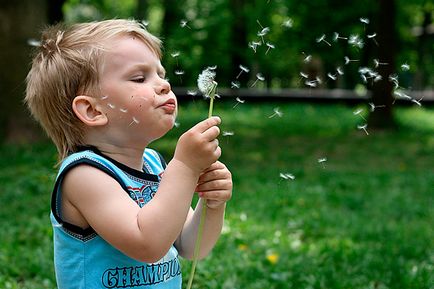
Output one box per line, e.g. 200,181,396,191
158,98,177,112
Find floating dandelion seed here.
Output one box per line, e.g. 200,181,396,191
344,56,359,65
187,90,197,96
318,157,327,168
357,124,369,135
171,51,180,58
248,41,261,53
180,19,191,29
305,80,319,88
251,73,265,87
348,34,364,49
174,70,184,75
411,99,422,106
108,103,116,109
389,74,399,88
360,17,370,25
333,32,347,42
232,97,245,108
174,121,180,128
373,59,388,68
230,81,240,89
27,38,41,47
236,65,250,79
368,102,386,112
367,33,379,46
336,67,344,75
171,51,180,66
265,42,275,54
318,157,327,163
120,108,128,113
279,173,295,180
101,95,108,100
316,34,331,46
353,108,366,121
327,73,337,81
299,72,309,79
129,117,140,126
282,18,293,28
222,131,235,136
269,107,283,118
401,63,410,71
302,53,312,63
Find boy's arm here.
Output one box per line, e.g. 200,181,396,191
175,161,232,260
62,117,221,263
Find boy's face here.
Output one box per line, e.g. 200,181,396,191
97,35,177,145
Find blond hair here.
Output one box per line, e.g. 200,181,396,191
25,19,162,162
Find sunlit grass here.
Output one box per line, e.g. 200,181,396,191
0,102,432,288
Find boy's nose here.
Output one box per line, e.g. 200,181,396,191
155,78,171,95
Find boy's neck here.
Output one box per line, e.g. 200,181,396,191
93,143,146,172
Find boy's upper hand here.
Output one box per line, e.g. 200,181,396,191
173,116,221,174
196,161,232,209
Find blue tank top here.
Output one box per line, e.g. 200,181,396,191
51,146,182,288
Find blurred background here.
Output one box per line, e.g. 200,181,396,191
0,1,433,288
0,0,433,141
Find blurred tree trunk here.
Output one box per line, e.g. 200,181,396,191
229,0,248,87
0,0,47,143
368,0,397,128
0,0,65,143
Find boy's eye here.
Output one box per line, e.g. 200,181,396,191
131,77,145,83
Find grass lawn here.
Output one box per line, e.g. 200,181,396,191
0,101,433,289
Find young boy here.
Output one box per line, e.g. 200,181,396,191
25,19,232,288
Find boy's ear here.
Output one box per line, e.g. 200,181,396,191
72,96,108,126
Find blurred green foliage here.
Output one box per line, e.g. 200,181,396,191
61,0,434,91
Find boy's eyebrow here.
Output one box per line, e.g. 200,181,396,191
128,63,166,75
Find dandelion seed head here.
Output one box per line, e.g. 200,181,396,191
197,67,217,98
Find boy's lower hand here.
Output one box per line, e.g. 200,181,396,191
196,161,232,209
174,117,221,174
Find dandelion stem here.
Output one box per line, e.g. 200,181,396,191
186,201,207,289
187,77,217,289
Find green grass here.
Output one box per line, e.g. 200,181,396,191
1,102,433,289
